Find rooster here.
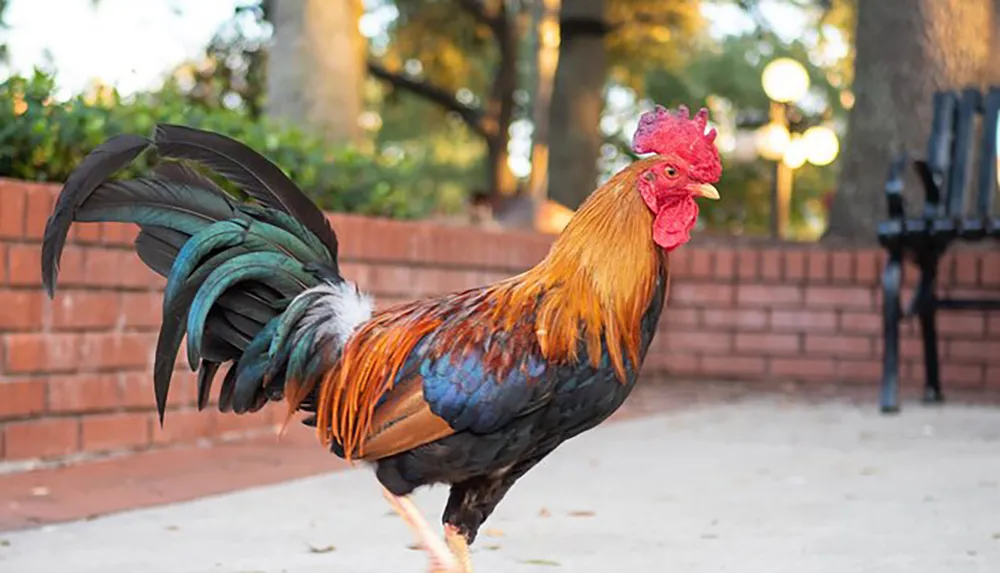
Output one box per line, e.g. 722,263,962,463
40,104,721,572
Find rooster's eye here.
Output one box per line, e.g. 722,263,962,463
664,166,678,178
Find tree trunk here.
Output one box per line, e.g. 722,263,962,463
547,0,608,209
485,1,519,198
528,0,562,203
266,0,365,145
825,0,1000,241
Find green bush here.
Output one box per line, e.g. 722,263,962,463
0,69,455,219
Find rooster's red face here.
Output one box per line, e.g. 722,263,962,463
632,105,723,251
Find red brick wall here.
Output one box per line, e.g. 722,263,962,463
2,179,998,467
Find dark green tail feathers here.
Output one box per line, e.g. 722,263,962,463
40,125,374,425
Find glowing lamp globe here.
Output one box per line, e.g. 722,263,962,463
782,134,808,169
755,121,791,161
801,125,840,166
761,58,810,103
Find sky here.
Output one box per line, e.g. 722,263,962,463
3,0,242,97
2,0,814,99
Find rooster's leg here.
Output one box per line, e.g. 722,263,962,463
381,486,458,572
444,524,474,572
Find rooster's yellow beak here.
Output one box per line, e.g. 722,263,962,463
691,183,720,200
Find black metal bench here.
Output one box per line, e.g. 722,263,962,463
877,86,1000,413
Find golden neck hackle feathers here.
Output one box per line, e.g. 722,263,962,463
504,156,665,380
309,158,666,459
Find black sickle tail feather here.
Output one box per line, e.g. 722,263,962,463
41,125,369,425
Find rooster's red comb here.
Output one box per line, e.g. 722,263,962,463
632,105,721,183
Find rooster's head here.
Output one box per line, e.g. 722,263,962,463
631,105,723,251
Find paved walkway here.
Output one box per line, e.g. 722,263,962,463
2,394,999,572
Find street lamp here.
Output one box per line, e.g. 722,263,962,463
756,57,840,239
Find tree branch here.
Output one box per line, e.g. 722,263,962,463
367,59,491,138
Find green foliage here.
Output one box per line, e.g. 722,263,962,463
606,0,704,91
0,69,463,219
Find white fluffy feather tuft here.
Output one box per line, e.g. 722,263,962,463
295,280,375,348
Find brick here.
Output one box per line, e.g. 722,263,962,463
45,246,86,288
736,284,802,306
735,332,800,354
806,250,829,282
48,373,122,413
663,331,731,352
983,259,1000,287
3,333,79,373
702,309,767,330
339,262,371,290
987,365,1000,390
69,220,102,244
3,418,79,460
840,311,881,334
81,412,151,452
646,350,700,375
77,332,155,371
760,249,782,280
737,249,759,280
836,360,881,382
669,249,690,276
701,355,767,378
0,379,47,419
713,249,735,278
24,184,55,239
215,411,273,435
669,283,733,306
0,243,7,284
988,314,1000,336
7,244,41,286
662,307,700,328
153,409,217,444
101,222,139,246
83,248,124,287
122,369,197,410
689,250,713,278
936,314,985,337
954,254,979,287
805,334,872,357
784,250,806,280
121,292,163,329
940,363,985,389
119,372,158,409
368,264,414,296
770,357,837,380
830,251,854,282
855,249,882,285
805,286,873,309
771,310,837,331
0,289,46,330
948,340,1000,362
51,291,119,330
0,183,27,238
120,256,163,289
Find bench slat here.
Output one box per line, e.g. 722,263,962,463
946,88,980,216
976,87,1000,218
925,90,958,216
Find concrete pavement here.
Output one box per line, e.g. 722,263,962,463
2,396,999,572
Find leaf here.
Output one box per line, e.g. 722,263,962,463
307,544,336,554
483,528,505,538
519,559,561,567
567,510,595,517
